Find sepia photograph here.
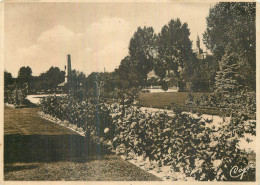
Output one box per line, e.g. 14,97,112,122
2,0,258,182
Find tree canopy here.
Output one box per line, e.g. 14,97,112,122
39,66,65,91
155,18,196,88
203,2,256,91
127,26,157,87
4,70,14,88
17,66,32,85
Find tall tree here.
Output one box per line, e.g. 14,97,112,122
118,55,140,88
191,55,219,91
69,70,87,99
46,67,65,91
155,18,196,89
4,70,14,88
86,71,117,98
128,26,157,87
39,67,65,92
203,2,256,90
214,49,242,92
17,66,32,85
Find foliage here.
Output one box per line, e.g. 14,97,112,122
117,56,141,88
110,105,255,181
40,94,255,181
4,86,28,106
40,95,115,140
111,3,255,92
35,6,256,180
203,2,256,90
191,55,219,92
155,18,197,89
214,50,242,92
67,70,87,100
15,66,65,94
185,91,256,118
128,26,157,87
116,26,157,89
39,67,65,92
17,66,32,87
4,70,14,88
4,69,28,106
86,71,117,99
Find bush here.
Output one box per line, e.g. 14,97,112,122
185,91,256,117
40,95,115,140
39,94,255,181
4,87,27,106
110,106,255,181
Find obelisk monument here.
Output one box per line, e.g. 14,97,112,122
67,54,72,94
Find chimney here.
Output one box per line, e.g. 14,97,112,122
67,54,72,83
64,65,67,83
66,54,72,94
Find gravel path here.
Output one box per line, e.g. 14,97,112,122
4,107,161,181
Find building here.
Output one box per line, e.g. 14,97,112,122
195,35,208,60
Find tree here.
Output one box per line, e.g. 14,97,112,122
17,66,32,85
67,70,86,99
29,76,42,93
4,70,14,88
128,26,157,87
214,49,242,93
86,71,117,99
39,67,65,92
117,55,140,89
155,18,196,89
203,2,256,90
191,55,219,91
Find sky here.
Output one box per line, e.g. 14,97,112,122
5,2,214,77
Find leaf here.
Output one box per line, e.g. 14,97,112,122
163,128,171,133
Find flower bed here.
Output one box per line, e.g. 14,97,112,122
40,95,255,181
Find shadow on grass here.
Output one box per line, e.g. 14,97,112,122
23,99,38,108
11,99,38,108
4,134,112,164
4,164,39,173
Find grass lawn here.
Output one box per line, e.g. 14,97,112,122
138,92,190,109
138,92,243,117
4,107,161,181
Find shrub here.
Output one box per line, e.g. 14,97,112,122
4,87,27,106
40,95,115,140
39,95,255,181
185,91,256,117
110,106,255,181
